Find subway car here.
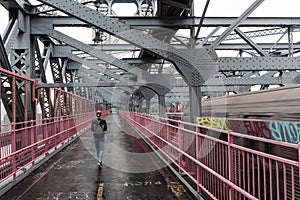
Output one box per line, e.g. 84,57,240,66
202,84,300,121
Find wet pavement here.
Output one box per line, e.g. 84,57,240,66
0,114,196,200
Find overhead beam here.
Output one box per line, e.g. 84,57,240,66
31,16,300,28
37,75,294,89
167,85,251,94
204,76,291,86
36,82,154,88
219,57,300,71
56,46,300,71
53,43,300,51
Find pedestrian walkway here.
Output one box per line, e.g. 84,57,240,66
0,114,196,200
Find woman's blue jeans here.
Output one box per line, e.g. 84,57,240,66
93,135,105,161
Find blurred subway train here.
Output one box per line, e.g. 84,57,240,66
202,84,300,121
202,84,300,155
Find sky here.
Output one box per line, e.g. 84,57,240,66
196,0,300,17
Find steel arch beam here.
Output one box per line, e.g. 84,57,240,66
36,0,219,87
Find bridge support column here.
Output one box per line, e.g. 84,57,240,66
138,99,143,113
158,95,166,117
146,99,151,114
189,86,202,123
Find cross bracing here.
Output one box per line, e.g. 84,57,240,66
1,0,300,120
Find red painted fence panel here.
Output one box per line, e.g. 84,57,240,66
120,111,300,200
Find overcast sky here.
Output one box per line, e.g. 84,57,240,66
195,0,300,17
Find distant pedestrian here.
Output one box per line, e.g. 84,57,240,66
91,110,107,168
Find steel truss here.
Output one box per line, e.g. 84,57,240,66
1,0,300,119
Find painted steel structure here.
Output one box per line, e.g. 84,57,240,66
1,0,300,121
0,0,300,198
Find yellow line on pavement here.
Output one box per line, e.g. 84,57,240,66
97,183,104,200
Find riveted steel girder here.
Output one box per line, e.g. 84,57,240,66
31,24,138,79
36,0,219,87
204,76,293,86
219,57,300,71
30,16,300,28
168,85,247,94
37,82,139,88
53,45,300,72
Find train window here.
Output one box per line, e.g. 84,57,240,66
227,113,240,118
279,113,300,122
211,113,228,118
242,114,273,120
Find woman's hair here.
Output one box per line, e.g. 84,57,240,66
96,110,102,117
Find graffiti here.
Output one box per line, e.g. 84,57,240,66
197,117,228,130
227,120,247,133
124,180,162,187
54,160,85,170
197,117,300,144
167,182,186,197
36,191,94,199
269,122,300,143
243,121,271,139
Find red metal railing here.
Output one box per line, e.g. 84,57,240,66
0,112,93,180
0,110,110,185
0,68,107,191
120,111,300,200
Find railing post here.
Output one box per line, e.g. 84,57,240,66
11,122,16,180
166,119,169,143
60,117,64,142
30,120,35,165
196,126,202,194
228,131,234,200
67,116,70,139
44,119,49,154
178,121,183,174
12,76,17,180
54,117,58,149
